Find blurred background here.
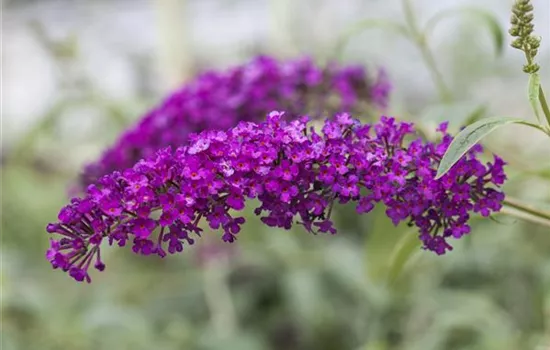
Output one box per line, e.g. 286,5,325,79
2,0,550,349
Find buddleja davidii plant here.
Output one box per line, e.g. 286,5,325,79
43,0,545,284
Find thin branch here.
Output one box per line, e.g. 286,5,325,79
502,197,550,222
499,206,550,228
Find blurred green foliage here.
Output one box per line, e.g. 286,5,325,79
2,1,550,349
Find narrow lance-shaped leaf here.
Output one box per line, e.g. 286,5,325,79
435,117,544,179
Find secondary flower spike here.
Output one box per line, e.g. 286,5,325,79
47,112,506,283
80,56,391,187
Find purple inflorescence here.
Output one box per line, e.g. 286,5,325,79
47,112,506,283
80,56,391,187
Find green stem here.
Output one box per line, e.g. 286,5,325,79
503,197,550,222
539,85,550,128
499,207,550,228
401,0,420,39
402,0,453,103
418,42,454,103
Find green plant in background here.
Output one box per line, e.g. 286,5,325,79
335,0,504,103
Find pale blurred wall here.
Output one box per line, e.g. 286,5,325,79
3,0,550,148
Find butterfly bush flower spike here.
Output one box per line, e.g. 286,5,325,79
80,56,390,186
47,112,506,282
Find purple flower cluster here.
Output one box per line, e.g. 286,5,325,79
80,56,390,187
47,112,506,283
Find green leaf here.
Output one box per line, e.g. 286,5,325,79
424,7,504,57
435,117,544,179
333,19,410,60
528,73,542,124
